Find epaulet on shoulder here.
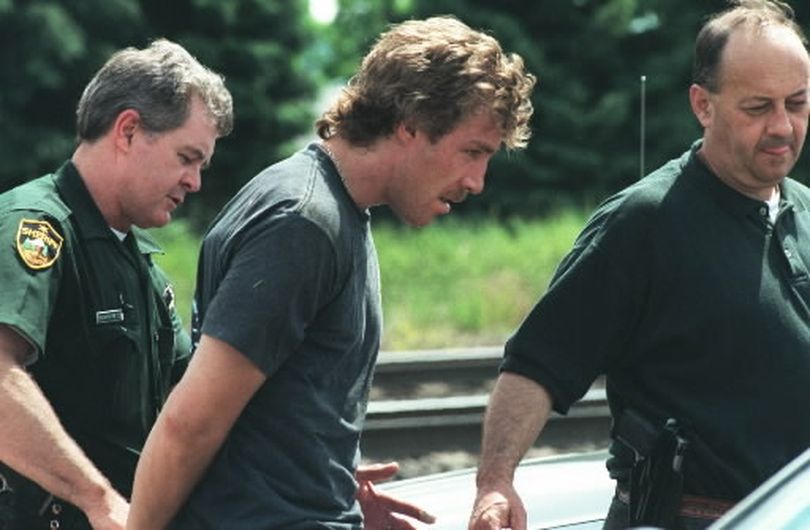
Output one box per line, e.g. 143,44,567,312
4,174,71,221
131,226,164,255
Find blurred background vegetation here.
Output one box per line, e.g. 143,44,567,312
2,0,809,349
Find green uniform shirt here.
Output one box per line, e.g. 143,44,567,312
0,161,190,497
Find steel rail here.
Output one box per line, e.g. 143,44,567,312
366,388,609,432
363,348,612,466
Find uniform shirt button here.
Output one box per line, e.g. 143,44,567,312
759,206,768,217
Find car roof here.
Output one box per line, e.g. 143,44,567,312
381,450,613,530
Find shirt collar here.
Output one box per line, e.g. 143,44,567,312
308,143,371,222
54,160,114,240
54,160,163,254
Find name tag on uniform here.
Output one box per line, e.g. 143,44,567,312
96,309,125,325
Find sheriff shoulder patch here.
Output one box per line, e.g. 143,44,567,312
16,218,64,270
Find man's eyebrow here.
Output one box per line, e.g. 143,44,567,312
744,88,809,103
468,140,498,154
787,88,809,99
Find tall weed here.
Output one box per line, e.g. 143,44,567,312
374,211,586,349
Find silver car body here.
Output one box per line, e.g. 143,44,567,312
380,451,614,530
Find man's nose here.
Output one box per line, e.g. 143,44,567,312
767,104,794,137
183,167,202,193
463,165,487,195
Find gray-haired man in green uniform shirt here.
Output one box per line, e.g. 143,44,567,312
0,40,232,530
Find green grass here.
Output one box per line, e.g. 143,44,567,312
150,209,588,350
373,211,586,349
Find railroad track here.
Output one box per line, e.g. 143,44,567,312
362,348,612,472
370,346,505,400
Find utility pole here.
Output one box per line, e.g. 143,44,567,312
640,75,647,180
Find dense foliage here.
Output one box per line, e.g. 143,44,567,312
383,0,810,217
2,0,809,228
0,0,320,228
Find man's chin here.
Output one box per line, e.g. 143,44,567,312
389,207,430,227
759,166,792,184
138,214,172,230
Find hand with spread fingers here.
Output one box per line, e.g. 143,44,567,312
356,462,437,530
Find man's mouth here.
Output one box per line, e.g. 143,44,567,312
760,139,792,157
441,192,467,206
439,196,456,214
763,145,790,157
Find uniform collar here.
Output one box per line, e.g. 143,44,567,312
54,161,113,240
54,160,163,254
130,226,163,255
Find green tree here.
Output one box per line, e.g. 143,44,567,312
397,0,690,217
140,0,321,227
419,0,810,216
330,0,810,217
0,0,321,232
0,1,144,191
4,1,810,223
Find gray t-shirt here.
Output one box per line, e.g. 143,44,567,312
176,144,382,529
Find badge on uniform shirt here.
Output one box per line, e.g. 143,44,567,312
16,219,64,270
163,284,176,312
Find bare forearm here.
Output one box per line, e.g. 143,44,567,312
127,410,221,530
0,361,123,516
476,372,553,488
128,335,265,530
468,373,553,530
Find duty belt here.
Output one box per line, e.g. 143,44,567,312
618,487,735,521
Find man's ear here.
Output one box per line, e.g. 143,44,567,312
112,109,141,151
394,122,418,144
689,83,714,128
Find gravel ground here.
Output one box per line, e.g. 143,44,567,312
367,359,609,480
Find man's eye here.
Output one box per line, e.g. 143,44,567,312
787,100,808,112
179,154,192,164
744,105,769,115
